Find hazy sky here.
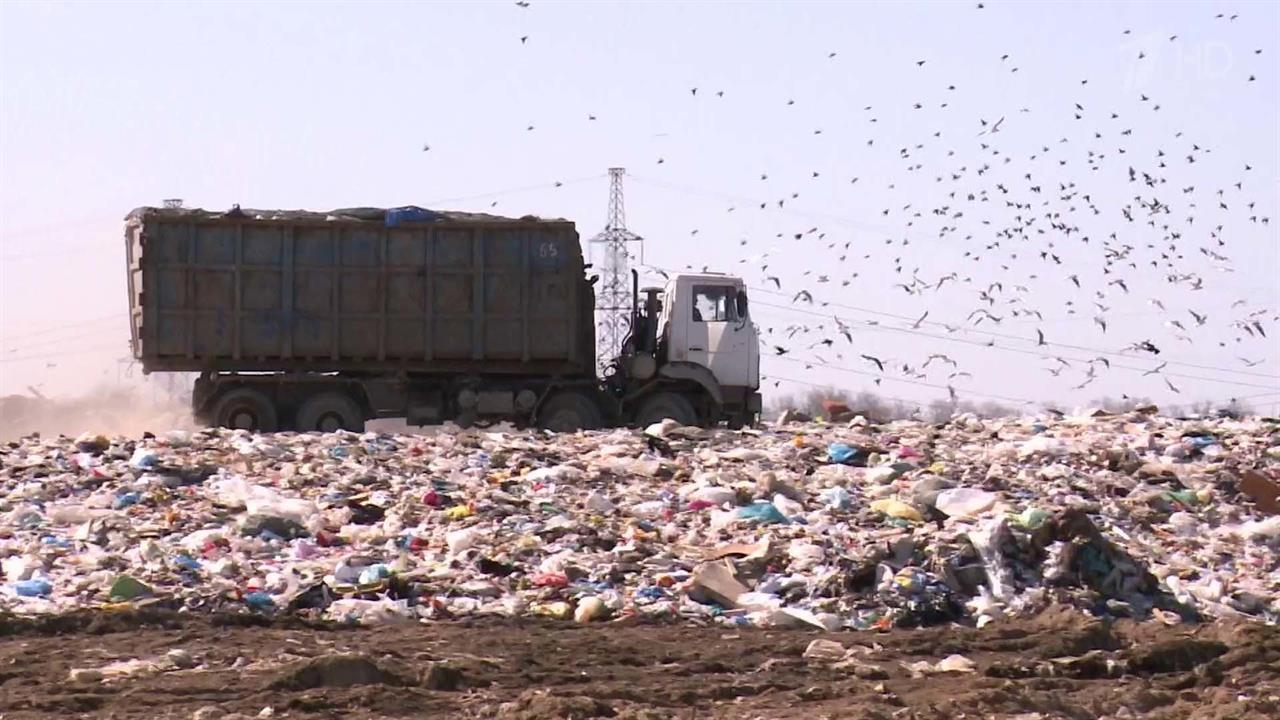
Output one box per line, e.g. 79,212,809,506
2,1,1277,413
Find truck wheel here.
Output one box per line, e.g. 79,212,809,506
537,392,603,432
296,391,365,433
212,387,279,432
634,392,698,428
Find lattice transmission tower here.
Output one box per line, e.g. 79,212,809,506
588,168,643,370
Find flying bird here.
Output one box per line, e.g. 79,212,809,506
924,353,958,368
1143,362,1168,376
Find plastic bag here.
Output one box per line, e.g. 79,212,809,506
827,443,867,466
934,488,998,518
869,498,923,522
208,477,317,525
736,502,789,524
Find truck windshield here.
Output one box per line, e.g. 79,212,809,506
692,285,737,322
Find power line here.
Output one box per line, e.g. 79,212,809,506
770,354,1039,405
0,177,617,258
0,342,125,364
994,299,1276,328
1231,390,1280,402
751,299,1280,391
1,326,122,354
637,262,1278,382
758,372,1280,416
734,280,1279,381
0,313,128,342
0,213,122,243
747,286,1279,381
1,178,607,259
420,174,605,207
628,175,892,233
0,241,117,262
760,373,928,410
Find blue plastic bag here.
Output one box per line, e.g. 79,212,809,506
114,491,141,510
173,555,201,572
244,591,276,610
385,206,441,227
13,579,52,597
828,443,867,466
736,502,790,524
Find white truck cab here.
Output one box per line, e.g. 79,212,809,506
653,273,761,424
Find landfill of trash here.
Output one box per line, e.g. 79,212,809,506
2,410,1278,632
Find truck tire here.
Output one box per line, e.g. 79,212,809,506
634,392,698,428
211,387,279,432
296,391,365,433
537,392,604,432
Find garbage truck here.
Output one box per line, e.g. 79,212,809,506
124,205,762,432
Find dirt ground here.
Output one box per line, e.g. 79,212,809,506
0,607,1276,720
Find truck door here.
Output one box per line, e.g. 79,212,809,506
684,283,754,388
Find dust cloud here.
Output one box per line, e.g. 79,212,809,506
0,385,195,441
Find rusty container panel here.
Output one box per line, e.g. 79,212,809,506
126,207,593,377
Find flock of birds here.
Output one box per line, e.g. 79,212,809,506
436,3,1278,405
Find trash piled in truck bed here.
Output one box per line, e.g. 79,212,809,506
2,411,1278,630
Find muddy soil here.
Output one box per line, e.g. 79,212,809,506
0,607,1276,720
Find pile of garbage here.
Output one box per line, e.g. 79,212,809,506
2,410,1278,630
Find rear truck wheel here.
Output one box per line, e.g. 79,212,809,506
634,392,699,428
211,387,279,432
537,392,604,432
295,391,365,433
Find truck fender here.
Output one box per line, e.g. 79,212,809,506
657,362,724,407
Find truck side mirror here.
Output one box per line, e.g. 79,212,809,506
735,290,749,319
